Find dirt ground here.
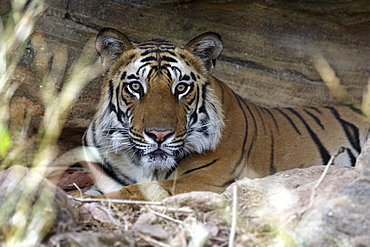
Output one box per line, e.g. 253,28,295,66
49,151,370,246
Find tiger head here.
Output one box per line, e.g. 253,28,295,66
94,28,225,172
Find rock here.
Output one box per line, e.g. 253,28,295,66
48,232,135,247
223,139,370,246
0,165,80,244
292,139,370,246
57,169,93,192
79,203,112,223
293,173,370,246
162,191,227,211
350,236,370,247
224,166,361,226
133,212,169,240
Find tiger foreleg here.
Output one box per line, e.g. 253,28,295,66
95,181,172,201
85,178,225,201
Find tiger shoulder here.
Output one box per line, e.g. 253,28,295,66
81,28,370,200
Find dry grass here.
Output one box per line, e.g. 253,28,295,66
57,192,283,247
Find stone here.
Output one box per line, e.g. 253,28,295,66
0,165,80,244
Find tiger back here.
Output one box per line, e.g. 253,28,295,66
82,28,370,200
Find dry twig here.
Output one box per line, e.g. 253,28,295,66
229,184,239,247
147,207,185,225
70,196,162,206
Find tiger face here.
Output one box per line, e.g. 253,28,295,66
89,28,224,176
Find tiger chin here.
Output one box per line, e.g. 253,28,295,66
81,27,370,201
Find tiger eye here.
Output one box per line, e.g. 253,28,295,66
130,82,141,91
176,83,187,92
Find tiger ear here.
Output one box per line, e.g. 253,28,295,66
96,28,134,66
185,32,223,72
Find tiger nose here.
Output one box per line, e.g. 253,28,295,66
146,129,174,143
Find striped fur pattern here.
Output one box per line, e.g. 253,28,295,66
83,28,369,199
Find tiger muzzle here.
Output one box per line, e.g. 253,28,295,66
145,129,174,143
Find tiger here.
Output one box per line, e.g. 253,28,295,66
82,27,370,201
